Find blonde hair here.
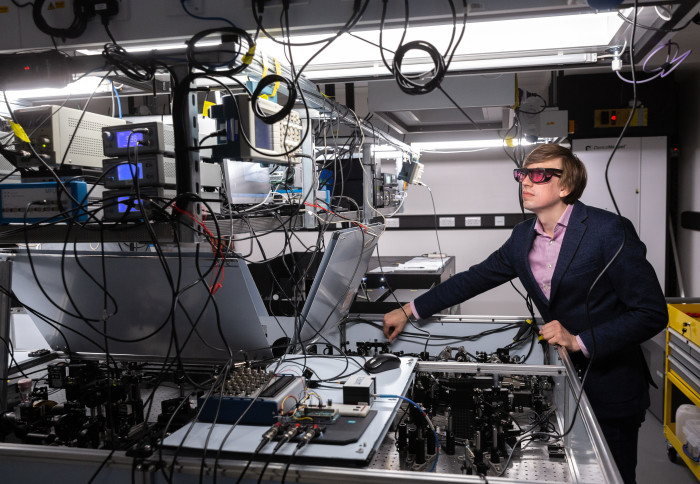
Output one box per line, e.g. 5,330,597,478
524,144,587,204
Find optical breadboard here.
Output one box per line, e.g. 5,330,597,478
197,371,305,425
102,121,175,157
103,155,176,189
13,105,126,168
0,181,88,223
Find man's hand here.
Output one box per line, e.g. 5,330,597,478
383,304,413,343
539,320,581,352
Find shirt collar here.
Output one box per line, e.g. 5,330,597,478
534,203,574,236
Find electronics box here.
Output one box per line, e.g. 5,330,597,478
343,375,375,406
102,187,173,222
14,105,126,168
0,181,88,224
102,121,175,157
103,155,176,189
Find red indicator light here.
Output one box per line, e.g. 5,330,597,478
611,115,617,121
24,66,30,71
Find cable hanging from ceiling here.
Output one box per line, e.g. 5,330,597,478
379,0,468,95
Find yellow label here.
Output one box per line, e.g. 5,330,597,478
202,100,215,118
268,58,281,96
55,1,65,8
259,58,282,100
10,121,30,143
241,44,256,65
0,7,9,13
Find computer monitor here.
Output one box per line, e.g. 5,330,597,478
223,160,272,204
11,251,273,363
296,223,383,348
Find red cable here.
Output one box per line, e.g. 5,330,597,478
172,204,225,294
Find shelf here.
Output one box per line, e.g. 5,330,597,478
0,207,395,244
0,223,175,244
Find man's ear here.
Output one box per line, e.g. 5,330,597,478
559,182,572,199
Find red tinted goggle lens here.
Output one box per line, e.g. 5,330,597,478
513,168,562,184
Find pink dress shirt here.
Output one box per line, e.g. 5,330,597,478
528,204,588,356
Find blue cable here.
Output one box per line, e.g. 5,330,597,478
111,81,122,119
180,0,236,28
378,394,440,472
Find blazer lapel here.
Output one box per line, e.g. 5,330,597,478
522,220,549,307
549,202,588,302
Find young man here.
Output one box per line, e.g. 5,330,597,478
383,143,667,484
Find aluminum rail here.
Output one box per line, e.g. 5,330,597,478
556,346,623,484
0,442,574,483
416,360,564,376
666,297,700,304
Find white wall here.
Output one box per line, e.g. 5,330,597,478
676,69,700,297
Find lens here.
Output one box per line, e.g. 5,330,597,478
513,169,527,182
529,168,546,183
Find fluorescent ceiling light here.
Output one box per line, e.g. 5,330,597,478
257,11,621,74
372,144,406,158
5,75,111,99
412,139,534,152
303,53,596,80
76,40,221,56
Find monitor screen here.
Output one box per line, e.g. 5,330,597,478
223,160,272,204
296,223,383,349
116,163,143,181
254,117,273,151
12,252,272,363
116,130,144,149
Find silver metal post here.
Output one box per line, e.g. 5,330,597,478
301,116,317,229
362,143,374,225
0,260,12,412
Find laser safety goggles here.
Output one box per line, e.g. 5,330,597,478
513,167,563,184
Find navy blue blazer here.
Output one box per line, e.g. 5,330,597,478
414,201,668,419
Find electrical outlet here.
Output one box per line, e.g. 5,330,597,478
465,216,482,227
439,217,455,227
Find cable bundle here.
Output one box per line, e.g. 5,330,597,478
102,43,156,82
380,0,467,95
32,0,90,39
